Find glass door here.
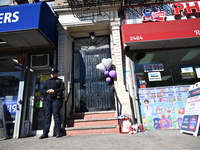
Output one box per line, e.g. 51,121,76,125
23,71,50,136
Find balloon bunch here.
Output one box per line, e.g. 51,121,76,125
96,58,117,82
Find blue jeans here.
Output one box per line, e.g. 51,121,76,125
43,99,62,135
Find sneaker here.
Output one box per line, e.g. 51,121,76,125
39,134,48,139
56,133,62,138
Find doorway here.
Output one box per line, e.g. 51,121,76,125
73,36,115,112
24,71,50,136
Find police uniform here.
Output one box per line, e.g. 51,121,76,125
39,68,65,139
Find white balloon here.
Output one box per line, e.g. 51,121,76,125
101,58,112,69
96,63,105,72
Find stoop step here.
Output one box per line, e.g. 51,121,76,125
65,111,120,136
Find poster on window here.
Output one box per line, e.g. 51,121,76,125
139,85,190,130
181,66,195,79
144,64,164,72
195,67,200,78
180,83,200,136
148,72,161,81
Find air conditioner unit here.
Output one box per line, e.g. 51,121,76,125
30,54,50,68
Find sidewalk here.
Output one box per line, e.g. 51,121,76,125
1,129,200,150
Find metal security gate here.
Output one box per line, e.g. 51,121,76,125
73,36,115,112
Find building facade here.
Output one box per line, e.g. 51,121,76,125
1,0,200,138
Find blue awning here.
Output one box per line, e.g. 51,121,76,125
0,2,58,49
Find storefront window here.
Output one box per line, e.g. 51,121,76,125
133,47,200,130
0,54,25,136
133,48,200,88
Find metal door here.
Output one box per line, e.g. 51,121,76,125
73,36,115,112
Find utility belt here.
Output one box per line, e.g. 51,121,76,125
46,92,63,99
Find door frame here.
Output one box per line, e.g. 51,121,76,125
30,71,50,136
20,70,50,137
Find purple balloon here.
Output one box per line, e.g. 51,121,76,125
104,70,109,75
109,70,116,78
106,77,111,82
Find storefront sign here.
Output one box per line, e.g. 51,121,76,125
180,83,200,136
0,11,19,24
142,8,166,22
148,72,161,81
0,4,41,32
174,2,200,17
144,64,164,72
0,2,58,47
194,30,200,35
124,1,200,24
121,17,200,50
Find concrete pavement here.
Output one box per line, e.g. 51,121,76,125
0,129,200,150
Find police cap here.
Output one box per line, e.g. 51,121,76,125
50,68,59,74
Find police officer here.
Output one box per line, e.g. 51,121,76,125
39,68,65,139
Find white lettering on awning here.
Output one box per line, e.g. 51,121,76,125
0,11,19,24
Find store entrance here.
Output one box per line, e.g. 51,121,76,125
0,55,25,138
25,71,50,136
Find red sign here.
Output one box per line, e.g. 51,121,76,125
142,9,166,22
174,2,200,16
121,18,200,43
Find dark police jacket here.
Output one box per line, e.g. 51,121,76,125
41,77,65,100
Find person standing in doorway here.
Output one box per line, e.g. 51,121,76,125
39,68,65,139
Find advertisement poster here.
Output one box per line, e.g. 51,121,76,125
180,85,200,136
195,67,200,78
148,72,161,81
2,100,18,121
1,98,18,136
139,85,190,130
181,115,198,132
181,66,195,79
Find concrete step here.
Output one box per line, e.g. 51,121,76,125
65,111,120,136
66,118,119,127
71,111,116,120
65,125,120,136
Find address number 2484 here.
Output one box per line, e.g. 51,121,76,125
130,36,143,41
